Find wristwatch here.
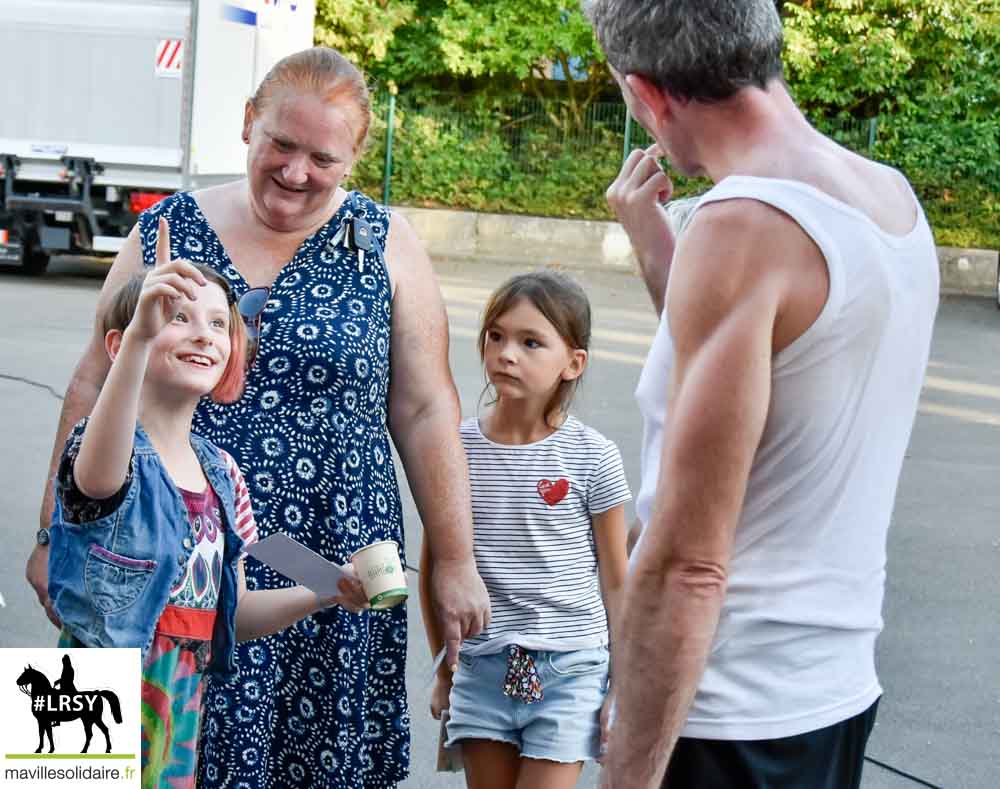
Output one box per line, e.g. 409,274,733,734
36,528,51,547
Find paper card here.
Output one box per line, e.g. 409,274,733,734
245,533,350,598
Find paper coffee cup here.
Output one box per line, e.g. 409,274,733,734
351,540,408,609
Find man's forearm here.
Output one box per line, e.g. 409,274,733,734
393,406,473,563
636,238,675,318
606,559,726,788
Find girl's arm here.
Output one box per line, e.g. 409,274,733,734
594,503,629,759
74,219,206,498
73,330,150,499
233,561,370,642
225,455,368,641
594,504,630,645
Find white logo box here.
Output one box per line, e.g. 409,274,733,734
0,648,141,788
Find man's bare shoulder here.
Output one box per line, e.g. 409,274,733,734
668,201,787,325
670,198,826,351
678,198,811,283
795,146,916,235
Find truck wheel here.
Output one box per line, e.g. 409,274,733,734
21,237,49,276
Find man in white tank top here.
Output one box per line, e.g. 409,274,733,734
585,2,939,788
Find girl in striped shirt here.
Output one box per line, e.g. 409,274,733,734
421,270,631,789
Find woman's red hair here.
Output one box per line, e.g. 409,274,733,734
250,46,371,153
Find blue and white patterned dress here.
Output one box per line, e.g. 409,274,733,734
137,191,410,788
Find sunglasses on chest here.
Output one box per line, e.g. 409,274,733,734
233,201,380,369
237,286,270,369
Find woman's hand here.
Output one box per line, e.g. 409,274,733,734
430,672,453,721
127,218,208,344
431,557,490,671
26,543,61,629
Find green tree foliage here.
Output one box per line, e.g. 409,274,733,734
783,0,997,120
316,1,608,128
320,0,998,248
782,0,999,246
429,1,606,131
313,0,416,69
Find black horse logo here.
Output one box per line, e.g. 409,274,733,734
16,656,122,754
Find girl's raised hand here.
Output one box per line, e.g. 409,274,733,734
127,218,208,343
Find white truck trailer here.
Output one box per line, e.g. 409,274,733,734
0,0,316,273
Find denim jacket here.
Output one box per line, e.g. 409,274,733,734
48,423,245,679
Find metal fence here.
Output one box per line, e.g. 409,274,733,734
356,91,878,211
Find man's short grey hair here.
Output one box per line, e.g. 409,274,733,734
585,0,784,103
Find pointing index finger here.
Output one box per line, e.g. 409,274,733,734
155,217,172,268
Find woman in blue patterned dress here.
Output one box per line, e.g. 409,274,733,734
29,47,490,788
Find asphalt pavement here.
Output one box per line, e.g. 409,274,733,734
0,255,997,788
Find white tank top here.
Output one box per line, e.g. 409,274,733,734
634,173,939,740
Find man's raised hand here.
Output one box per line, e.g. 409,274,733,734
606,145,679,313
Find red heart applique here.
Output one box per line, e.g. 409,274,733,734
537,478,570,506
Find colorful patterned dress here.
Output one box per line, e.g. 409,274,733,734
137,191,410,789
57,423,259,789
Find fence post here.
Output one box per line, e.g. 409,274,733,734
383,84,397,207
622,108,633,164
867,117,878,152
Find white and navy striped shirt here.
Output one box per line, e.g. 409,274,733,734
461,416,631,655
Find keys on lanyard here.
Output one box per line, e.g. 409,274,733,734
352,217,374,273
327,217,349,250
325,211,376,273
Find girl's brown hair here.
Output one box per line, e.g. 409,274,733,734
249,46,371,154
478,270,591,426
102,265,248,404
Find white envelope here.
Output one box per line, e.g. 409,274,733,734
245,533,350,599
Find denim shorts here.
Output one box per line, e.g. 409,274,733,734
445,645,610,763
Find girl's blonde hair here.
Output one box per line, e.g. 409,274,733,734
103,266,248,404
478,270,591,426
249,46,371,154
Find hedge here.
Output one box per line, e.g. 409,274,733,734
349,93,997,250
